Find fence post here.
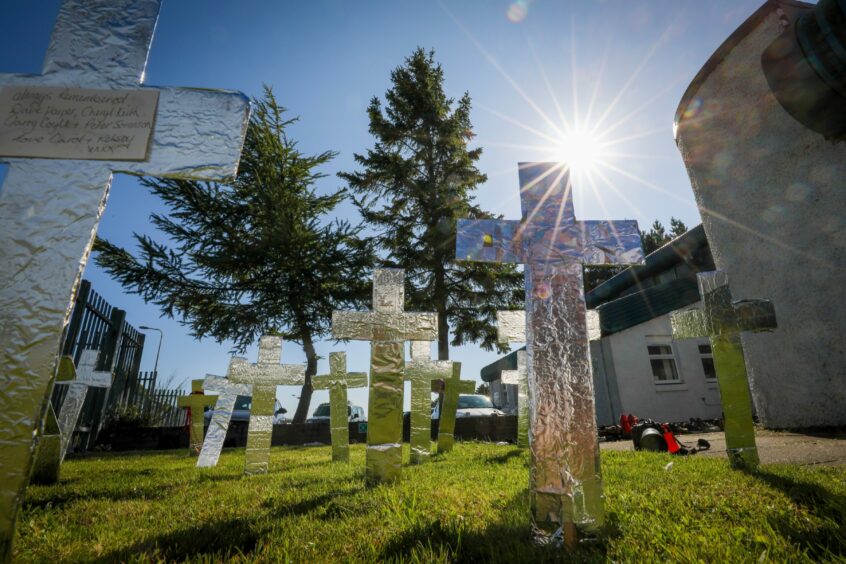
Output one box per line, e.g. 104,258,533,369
61,280,90,357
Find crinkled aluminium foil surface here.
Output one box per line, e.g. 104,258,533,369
177,381,218,456
54,350,112,462
436,363,474,454
0,0,250,553
197,375,252,468
312,352,367,463
671,270,777,470
228,337,305,475
456,162,643,534
405,341,452,464
333,269,437,483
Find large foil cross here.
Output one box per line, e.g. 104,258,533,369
456,162,643,534
197,375,252,469
671,270,777,470
312,352,368,463
0,0,249,553
227,336,305,475
332,269,437,484
405,341,452,464
497,311,529,448
177,380,219,456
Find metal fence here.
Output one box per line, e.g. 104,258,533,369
51,280,149,451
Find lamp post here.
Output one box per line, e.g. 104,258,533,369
138,326,163,389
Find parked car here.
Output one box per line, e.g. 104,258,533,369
431,394,505,419
203,395,288,425
306,402,365,423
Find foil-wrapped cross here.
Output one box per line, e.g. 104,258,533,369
671,270,777,470
55,350,114,462
227,336,305,475
456,162,643,535
405,342,452,464
312,352,368,463
332,269,437,483
0,0,249,549
196,375,252,469
436,363,475,454
177,380,218,457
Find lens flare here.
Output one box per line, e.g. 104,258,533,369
508,0,529,23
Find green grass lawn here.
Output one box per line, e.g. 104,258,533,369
14,443,846,562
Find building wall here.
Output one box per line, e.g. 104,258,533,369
598,314,723,423
675,2,846,427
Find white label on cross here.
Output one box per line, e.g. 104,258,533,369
0,86,158,160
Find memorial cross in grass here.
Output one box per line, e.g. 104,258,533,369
197,375,252,469
55,350,114,462
312,352,368,463
177,380,219,456
671,270,777,470
0,0,249,555
227,336,305,475
497,311,529,448
456,162,643,538
30,357,76,485
436,363,475,454
405,341,452,464
332,269,437,484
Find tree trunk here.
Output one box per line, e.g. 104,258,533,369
433,265,449,360
292,331,317,424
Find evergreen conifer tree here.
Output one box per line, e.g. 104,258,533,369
340,48,523,359
94,88,373,423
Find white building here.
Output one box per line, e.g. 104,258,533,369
482,225,725,426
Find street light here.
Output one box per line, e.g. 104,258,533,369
138,326,163,388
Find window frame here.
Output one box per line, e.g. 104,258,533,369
698,340,718,383
646,337,683,385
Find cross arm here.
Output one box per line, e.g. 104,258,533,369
733,299,777,333
497,310,526,344
226,357,306,386
203,374,251,396
122,87,250,181
332,311,437,342
455,218,521,263
312,372,368,390
671,308,710,340
577,220,644,265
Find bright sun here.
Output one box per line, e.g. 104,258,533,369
556,128,604,175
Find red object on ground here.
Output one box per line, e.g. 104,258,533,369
620,414,638,435
661,423,682,454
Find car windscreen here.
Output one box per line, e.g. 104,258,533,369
457,395,493,409
313,404,331,417
234,395,251,411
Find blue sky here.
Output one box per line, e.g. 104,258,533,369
1,0,766,415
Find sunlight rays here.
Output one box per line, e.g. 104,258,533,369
438,1,824,268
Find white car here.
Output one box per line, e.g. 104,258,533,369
432,394,505,419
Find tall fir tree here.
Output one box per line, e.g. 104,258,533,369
339,48,523,360
93,87,373,423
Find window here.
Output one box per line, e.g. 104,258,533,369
647,343,680,382
699,343,717,380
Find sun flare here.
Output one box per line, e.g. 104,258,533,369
556,127,604,176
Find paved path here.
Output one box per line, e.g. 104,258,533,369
601,429,846,466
